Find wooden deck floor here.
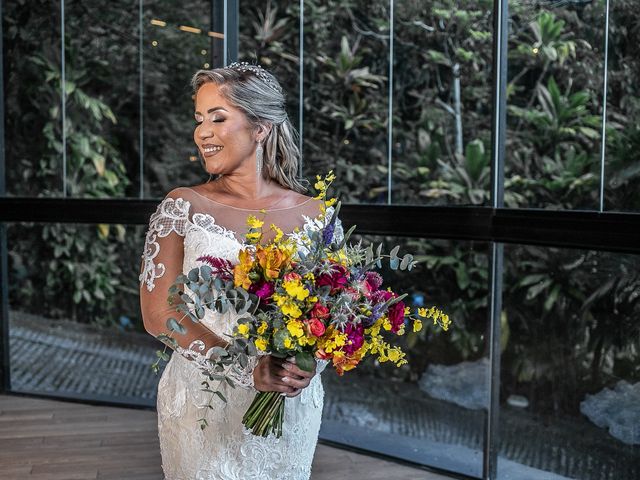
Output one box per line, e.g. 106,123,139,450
0,394,453,480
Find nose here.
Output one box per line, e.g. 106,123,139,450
198,122,214,140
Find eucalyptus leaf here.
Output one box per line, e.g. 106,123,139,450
166,318,186,334
188,268,199,282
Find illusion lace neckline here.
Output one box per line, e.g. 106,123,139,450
185,187,315,212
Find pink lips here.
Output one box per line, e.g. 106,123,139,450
201,144,223,158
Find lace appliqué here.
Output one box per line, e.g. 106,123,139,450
139,197,191,292
175,340,259,391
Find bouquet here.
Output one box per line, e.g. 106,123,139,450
152,172,450,437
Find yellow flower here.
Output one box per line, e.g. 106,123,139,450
418,307,427,317
257,321,268,335
246,231,261,242
273,293,303,319
256,245,292,280
270,224,284,242
237,324,249,337
247,215,264,229
255,338,268,351
283,279,309,301
286,320,304,338
233,249,255,289
413,319,423,333
283,337,293,349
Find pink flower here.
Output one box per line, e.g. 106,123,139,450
316,263,349,293
250,281,275,302
341,323,364,355
364,271,383,291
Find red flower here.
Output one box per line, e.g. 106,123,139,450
310,304,330,320
388,300,406,333
307,318,326,337
316,263,349,293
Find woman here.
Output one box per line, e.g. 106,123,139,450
139,63,337,480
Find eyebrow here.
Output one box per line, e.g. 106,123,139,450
194,107,228,115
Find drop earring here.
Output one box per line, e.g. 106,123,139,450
256,142,263,178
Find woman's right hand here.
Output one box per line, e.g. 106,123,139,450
252,355,316,398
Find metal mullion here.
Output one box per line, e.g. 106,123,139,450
485,0,508,477
226,0,238,63
61,0,67,197
139,0,144,198
599,0,611,212
386,0,394,204
298,0,304,176
0,0,9,394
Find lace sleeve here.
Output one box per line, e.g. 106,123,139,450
139,196,190,292
139,191,259,390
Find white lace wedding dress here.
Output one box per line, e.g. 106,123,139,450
139,187,339,480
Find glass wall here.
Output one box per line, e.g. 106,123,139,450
1,0,223,201
6,221,158,404
499,245,640,479
392,1,493,206
505,0,606,210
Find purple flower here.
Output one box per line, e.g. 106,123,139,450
249,281,275,303
322,222,336,245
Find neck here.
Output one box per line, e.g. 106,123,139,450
215,169,276,201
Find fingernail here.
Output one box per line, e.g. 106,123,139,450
281,377,289,383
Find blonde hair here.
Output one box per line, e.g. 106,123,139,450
191,67,307,193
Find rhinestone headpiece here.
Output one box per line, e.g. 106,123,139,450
225,61,283,93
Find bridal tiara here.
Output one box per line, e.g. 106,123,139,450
225,61,283,93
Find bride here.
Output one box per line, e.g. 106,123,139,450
139,63,338,479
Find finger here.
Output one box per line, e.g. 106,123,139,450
272,367,304,381
284,362,315,378
285,388,302,398
264,382,297,394
280,375,310,390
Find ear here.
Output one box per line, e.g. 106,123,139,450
255,123,273,143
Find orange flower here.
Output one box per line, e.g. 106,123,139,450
234,249,255,289
256,245,291,280
331,350,362,376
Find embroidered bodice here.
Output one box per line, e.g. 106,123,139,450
138,186,342,480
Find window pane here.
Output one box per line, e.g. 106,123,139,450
239,1,301,128
321,235,489,478
499,245,640,479
3,1,63,197
505,1,606,210
300,3,390,203
7,222,159,404
143,1,222,198
64,0,139,199
392,1,493,206
604,4,640,213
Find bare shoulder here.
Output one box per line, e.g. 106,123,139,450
165,186,198,202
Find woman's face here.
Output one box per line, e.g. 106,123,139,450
193,82,258,176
